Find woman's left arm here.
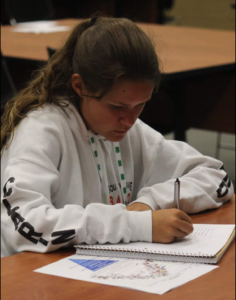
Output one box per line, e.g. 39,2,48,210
132,137,234,213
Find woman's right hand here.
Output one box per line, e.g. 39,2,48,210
152,209,193,243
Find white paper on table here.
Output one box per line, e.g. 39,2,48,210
34,254,218,295
11,21,71,34
95,224,235,258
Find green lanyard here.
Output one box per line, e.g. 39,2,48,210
88,131,128,205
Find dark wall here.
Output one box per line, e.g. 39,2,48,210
1,0,167,25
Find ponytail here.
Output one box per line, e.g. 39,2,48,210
1,19,91,153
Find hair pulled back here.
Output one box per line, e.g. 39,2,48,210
1,16,161,153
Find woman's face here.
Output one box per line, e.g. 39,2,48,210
74,77,154,142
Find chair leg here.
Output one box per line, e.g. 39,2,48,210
215,132,221,159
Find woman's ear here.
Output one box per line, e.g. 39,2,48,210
71,74,86,97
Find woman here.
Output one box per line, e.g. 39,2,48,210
1,17,233,257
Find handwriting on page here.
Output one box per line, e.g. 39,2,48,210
101,224,235,257
149,224,235,256
191,226,215,237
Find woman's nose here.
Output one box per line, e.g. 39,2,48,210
119,110,136,127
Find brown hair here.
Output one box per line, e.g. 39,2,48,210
1,16,161,153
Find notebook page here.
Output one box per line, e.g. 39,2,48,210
98,224,235,257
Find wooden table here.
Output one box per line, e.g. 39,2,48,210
1,19,235,74
1,19,235,139
1,196,235,300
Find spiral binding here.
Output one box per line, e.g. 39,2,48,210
75,244,215,263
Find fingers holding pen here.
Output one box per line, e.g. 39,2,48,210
173,219,194,237
178,209,193,225
126,203,193,243
152,209,194,243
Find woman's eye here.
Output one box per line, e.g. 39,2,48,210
111,105,122,109
137,103,146,108
110,103,145,110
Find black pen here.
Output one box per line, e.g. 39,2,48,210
174,178,180,209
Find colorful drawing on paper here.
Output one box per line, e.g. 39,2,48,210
91,260,169,280
69,259,118,272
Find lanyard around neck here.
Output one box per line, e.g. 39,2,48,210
88,131,128,205
113,142,128,205
88,132,103,183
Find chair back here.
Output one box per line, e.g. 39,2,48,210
1,52,16,116
47,47,57,59
163,0,174,10
4,0,55,25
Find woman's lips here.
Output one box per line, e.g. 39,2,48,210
114,130,128,134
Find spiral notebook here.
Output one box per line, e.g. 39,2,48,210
75,224,235,264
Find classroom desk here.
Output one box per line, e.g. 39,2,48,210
1,196,235,300
1,19,235,139
1,19,235,74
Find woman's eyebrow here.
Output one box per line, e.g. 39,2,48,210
112,98,152,107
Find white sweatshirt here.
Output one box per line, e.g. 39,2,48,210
1,103,234,257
